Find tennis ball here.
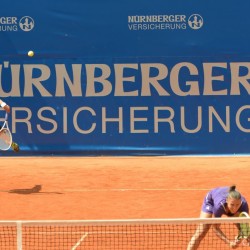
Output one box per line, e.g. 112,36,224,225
28,50,34,57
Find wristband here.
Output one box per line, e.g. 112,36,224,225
1,102,6,108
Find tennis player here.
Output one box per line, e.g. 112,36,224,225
0,99,19,152
187,185,249,250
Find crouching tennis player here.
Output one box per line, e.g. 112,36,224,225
187,185,249,250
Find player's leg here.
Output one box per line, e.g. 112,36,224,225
187,211,212,250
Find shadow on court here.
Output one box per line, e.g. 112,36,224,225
0,185,64,195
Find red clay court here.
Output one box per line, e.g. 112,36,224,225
0,156,249,220
0,156,249,249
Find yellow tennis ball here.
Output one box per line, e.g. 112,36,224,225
28,50,34,57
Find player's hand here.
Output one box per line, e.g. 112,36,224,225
4,105,10,113
229,239,240,248
242,238,250,246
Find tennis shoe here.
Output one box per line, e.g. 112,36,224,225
11,142,19,152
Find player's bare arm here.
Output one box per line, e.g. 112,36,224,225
0,100,10,113
213,224,239,248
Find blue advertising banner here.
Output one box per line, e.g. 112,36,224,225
1,0,250,155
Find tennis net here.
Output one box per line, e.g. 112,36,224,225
0,217,250,249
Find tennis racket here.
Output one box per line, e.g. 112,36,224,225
236,212,250,246
0,112,12,150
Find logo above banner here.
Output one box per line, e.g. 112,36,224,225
128,14,204,31
0,16,34,32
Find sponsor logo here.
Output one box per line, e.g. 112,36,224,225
188,14,203,30
19,16,34,32
128,14,203,31
0,16,34,32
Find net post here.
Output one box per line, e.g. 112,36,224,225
16,221,22,250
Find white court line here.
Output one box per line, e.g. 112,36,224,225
65,188,210,192
71,232,88,250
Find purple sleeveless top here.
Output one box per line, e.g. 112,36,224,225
201,187,249,217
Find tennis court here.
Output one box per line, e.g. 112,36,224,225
0,156,250,249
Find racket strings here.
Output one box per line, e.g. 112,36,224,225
0,113,14,151
0,128,12,150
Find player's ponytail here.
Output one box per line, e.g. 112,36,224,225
227,185,241,200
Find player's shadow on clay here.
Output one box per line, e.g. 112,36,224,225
6,185,63,195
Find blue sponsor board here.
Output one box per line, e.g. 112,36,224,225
0,0,250,155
